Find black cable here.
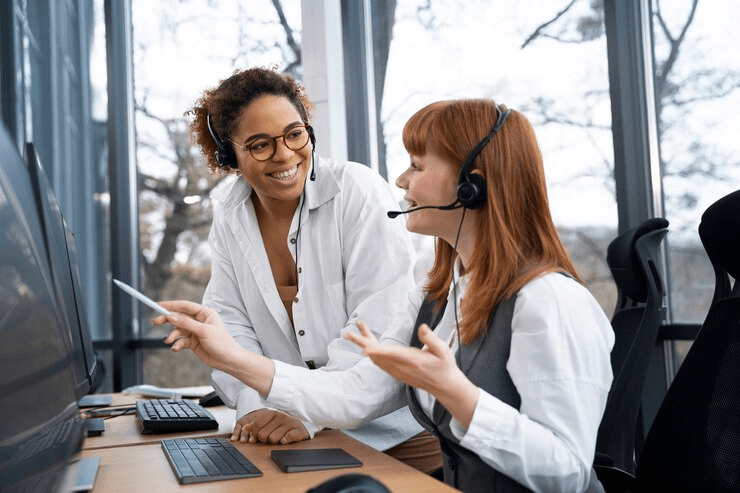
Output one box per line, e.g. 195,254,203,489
82,405,137,420
451,208,466,369
294,188,306,296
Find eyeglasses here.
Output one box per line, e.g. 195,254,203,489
228,125,311,161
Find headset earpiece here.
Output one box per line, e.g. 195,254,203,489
307,125,316,148
456,105,512,210
457,172,487,210
206,113,238,169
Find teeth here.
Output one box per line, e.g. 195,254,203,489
270,166,297,180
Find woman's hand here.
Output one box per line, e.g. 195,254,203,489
345,321,457,393
153,300,242,373
345,321,479,427
232,409,310,445
153,300,276,397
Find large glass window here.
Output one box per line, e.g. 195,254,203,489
651,0,740,369
383,0,617,313
130,0,302,386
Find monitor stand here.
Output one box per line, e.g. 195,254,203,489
62,456,101,492
79,394,113,408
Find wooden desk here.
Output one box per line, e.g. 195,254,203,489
81,429,456,492
78,392,457,491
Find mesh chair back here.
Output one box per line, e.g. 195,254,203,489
635,189,740,492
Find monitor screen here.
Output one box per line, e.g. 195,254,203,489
0,130,85,491
24,143,100,398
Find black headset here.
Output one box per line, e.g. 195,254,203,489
456,104,512,210
386,104,512,219
206,113,237,169
206,96,316,172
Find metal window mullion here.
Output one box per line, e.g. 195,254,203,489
105,0,141,391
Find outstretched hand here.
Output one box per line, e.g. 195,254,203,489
153,300,242,373
153,300,275,397
345,320,479,428
344,321,458,395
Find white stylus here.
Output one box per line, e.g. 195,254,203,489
113,279,172,316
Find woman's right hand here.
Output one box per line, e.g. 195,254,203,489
154,300,276,397
154,300,242,373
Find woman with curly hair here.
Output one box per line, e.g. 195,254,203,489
186,66,440,473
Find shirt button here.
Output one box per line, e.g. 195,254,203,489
294,297,299,303
298,330,305,336
290,238,297,244
297,267,302,273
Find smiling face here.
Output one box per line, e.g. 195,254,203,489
230,95,311,210
395,151,469,243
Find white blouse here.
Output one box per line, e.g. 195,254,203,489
206,156,423,451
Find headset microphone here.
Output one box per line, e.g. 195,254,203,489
387,200,463,219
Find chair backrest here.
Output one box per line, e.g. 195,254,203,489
595,217,669,474
634,189,740,492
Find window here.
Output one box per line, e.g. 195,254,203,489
383,0,617,312
651,0,740,371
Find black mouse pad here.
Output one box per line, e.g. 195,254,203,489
271,448,362,472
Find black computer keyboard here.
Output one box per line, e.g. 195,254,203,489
136,399,218,434
161,437,262,484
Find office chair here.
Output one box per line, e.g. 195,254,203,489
630,189,740,492
594,217,669,478
305,473,392,493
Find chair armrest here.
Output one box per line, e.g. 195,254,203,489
593,464,636,493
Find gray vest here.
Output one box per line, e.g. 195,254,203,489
406,295,605,493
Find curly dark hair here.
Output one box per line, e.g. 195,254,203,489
186,66,313,175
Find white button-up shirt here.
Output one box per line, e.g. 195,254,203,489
206,156,423,450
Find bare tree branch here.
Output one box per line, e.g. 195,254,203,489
521,0,578,48
272,0,301,65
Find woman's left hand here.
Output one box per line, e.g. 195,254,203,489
346,321,479,427
345,321,458,395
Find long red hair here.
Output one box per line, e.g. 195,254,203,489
402,99,581,344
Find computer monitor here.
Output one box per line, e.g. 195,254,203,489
0,129,86,491
24,143,101,399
